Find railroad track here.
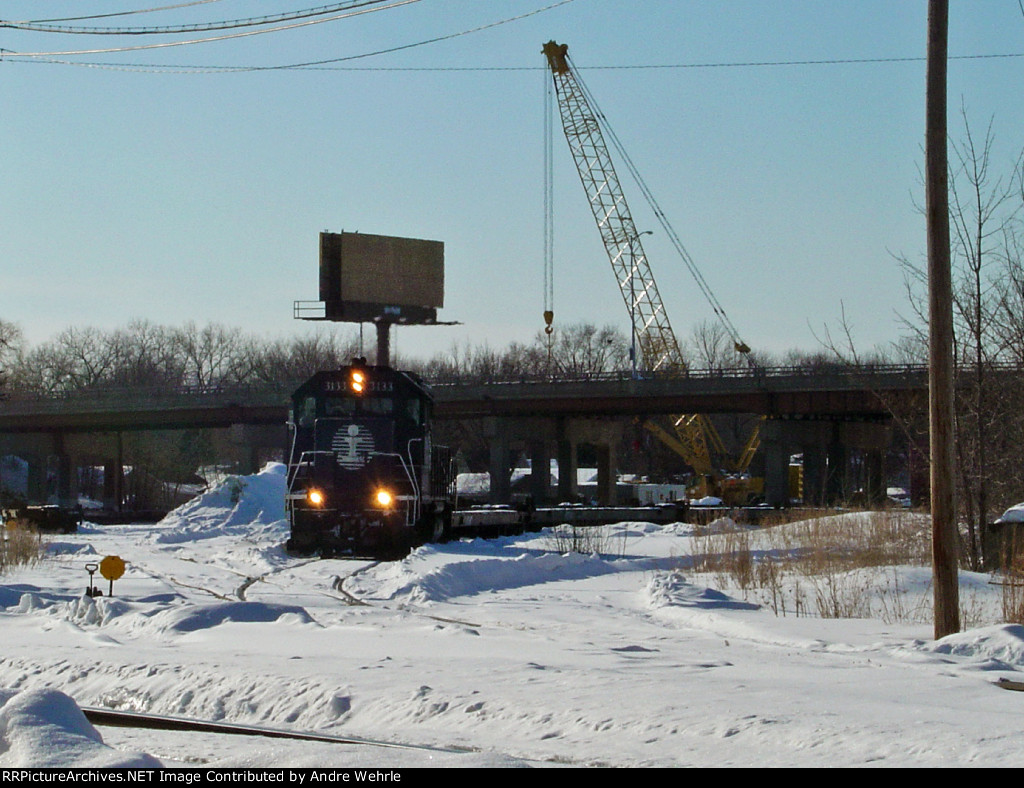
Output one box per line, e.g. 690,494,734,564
82,706,467,754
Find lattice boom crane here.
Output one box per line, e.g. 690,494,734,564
543,41,684,374
542,40,757,483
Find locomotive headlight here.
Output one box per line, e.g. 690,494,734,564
307,488,326,506
350,370,366,394
374,489,393,508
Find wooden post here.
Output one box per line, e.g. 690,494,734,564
925,0,960,638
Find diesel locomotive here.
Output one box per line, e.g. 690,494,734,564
284,359,455,557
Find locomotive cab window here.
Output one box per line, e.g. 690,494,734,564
324,397,356,417
298,396,317,427
360,397,394,415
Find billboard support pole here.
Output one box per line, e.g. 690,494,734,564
376,322,392,368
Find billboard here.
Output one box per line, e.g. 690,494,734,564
318,231,444,323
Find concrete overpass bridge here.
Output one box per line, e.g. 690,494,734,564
0,364,928,511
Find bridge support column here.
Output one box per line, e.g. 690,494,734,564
802,444,827,507
840,421,891,506
866,448,885,505
103,460,120,512
528,440,552,505
559,419,623,506
595,442,617,506
763,420,864,508
826,432,851,504
761,421,789,508
53,432,76,509
556,430,578,503
486,420,512,505
25,453,46,503
102,433,125,512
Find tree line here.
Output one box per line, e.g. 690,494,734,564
0,314,886,400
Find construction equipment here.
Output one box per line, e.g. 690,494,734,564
542,40,761,502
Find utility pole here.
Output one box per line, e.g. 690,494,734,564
925,0,960,639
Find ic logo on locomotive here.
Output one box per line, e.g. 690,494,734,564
331,424,376,469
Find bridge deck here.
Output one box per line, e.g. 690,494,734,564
0,365,929,433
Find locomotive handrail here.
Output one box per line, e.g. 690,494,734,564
286,450,333,496
405,438,425,520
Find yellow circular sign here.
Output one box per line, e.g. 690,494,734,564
99,555,125,582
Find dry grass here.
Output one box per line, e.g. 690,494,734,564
544,523,631,557
998,541,1024,625
683,510,938,622
1,522,47,574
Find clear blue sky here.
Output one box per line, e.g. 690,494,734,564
2,0,1023,363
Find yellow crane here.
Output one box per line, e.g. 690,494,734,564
542,41,761,501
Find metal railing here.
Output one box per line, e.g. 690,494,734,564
6,361,1015,415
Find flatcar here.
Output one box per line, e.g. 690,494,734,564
284,359,455,557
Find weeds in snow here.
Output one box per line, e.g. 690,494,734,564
543,524,631,558
1,524,46,574
680,510,946,623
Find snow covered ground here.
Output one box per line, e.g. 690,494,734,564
2,463,1024,768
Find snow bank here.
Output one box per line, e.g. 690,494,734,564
644,571,759,612
0,689,161,768
996,503,1024,524
154,463,288,543
926,624,1024,669
149,600,318,634
348,542,623,604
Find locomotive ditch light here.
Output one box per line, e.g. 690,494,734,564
374,489,393,509
307,489,326,507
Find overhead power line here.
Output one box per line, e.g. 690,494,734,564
4,48,1022,75
0,0,419,57
1,1,394,35
17,1,227,25
0,0,580,65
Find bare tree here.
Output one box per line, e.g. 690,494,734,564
107,320,184,388
947,111,1020,569
172,322,255,388
543,323,627,378
248,328,360,384
0,320,23,399
686,318,750,371
894,110,1024,569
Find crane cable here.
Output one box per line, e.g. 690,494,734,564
569,52,752,357
543,71,555,340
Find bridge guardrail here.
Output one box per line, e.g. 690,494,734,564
426,363,933,389
0,361,970,415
